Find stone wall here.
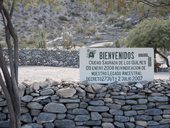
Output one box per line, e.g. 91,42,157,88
0,79,170,128
4,49,79,67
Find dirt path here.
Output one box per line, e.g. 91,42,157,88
18,66,170,83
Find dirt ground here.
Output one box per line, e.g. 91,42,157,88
18,66,170,83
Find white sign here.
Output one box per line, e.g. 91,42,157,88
80,48,154,83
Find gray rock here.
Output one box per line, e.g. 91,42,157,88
148,121,159,126
37,112,56,123
20,113,32,123
32,96,49,102
132,105,147,110
44,122,55,128
159,119,170,124
91,112,102,120
148,96,168,102
57,88,76,98
115,116,129,122
18,84,26,97
135,83,143,89
27,102,43,109
44,103,67,113
76,87,86,97
66,103,79,109
136,121,147,127
75,115,90,121
138,99,148,104
85,121,101,126
30,109,41,116
135,115,152,121
21,95,33,102
126,100,137,105
72,108,89,115
54,119,75,128
40,89,54,96
102,123,115,128
0,100,7,107
89,100,104,106
153,116,162,121
124,110,137,116
21,123,43,128
102,118,113,122
114,122,125,128
126,95,145,99
56,114,66,119
106,103,121,109
158,105,170,109
109,109,123,115
0,113,7,120
0,121,10,128
125,122,135,128
87,106,109,112
163,110,170,115
145,109,162,116
59,99,80,103
21,107,29,114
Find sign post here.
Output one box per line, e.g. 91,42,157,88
80,48,154,83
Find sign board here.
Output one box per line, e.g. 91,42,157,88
80,48,154,83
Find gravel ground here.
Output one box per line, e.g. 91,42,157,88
18,66,170,83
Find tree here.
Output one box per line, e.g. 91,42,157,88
125,18,170,67
0,0,20,128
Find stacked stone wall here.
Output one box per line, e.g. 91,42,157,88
0,80,170,128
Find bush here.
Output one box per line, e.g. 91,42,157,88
126,18,170,50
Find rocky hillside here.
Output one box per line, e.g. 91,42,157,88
0,0,138,48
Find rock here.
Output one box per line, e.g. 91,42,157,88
114,122,125,128
54,119,75,128
132,105,147,110
126,100,137,105
124,110,137,116
40,88,54,95
0,100,7,107
91,112,102,120
21,107,29,114
159,119,170,124
0,113,7,120
148,121,159,126
85,121,101,126
89,100,104,106
21,123,43,128
44,103,67,113
102,123,115,128
57,88,76,98
138,99,148,104
59,99,80,103
32,82,40,91
76,87,86,97
115,116,129,122
136,121,147,127
31,109,41,116
20,113,32,123
72,108,89,115
66,103,79,109
56,114,66,119
0,121,10,128
135,115,152,121
135,83,143,89
87,106,109,112
18,84,26,97
32,96,49,102
21,95,33,102
145,109,162,116
125,122,135,128
75,115,90,121
44,122,55,128
37,112,56,123
107,103,121,109
109,109,123,115
27,102,43,109
148,96,168,102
